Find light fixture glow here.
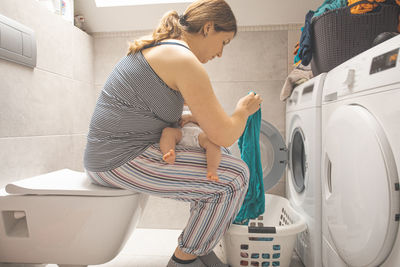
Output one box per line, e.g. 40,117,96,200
95,0,194,7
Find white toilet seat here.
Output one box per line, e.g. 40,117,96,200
5,169,135,196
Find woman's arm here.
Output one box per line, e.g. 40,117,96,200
174,54,262,147
142,44,262,147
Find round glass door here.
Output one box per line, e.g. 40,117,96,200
290,128,306,193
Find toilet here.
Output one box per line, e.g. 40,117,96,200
0,169,149,266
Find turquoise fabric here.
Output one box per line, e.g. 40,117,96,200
234,108,265,225
313,0,347,18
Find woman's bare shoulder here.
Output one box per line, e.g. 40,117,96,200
142,42,200,90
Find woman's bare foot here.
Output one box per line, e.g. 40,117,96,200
162,149,176,164
207,172,219,182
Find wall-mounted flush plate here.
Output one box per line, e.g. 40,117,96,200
0,14,37,68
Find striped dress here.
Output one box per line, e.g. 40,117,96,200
84,42,250,256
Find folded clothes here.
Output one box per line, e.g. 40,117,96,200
294,78,309,87
280,64,313,101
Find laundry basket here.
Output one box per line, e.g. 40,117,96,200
222,194,306,267
311,1,399,75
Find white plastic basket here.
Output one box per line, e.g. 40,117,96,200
222,194,306,267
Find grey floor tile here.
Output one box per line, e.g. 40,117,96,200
1,229,306,267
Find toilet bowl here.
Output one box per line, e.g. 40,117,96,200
0,169,149,266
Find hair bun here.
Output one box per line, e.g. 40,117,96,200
179,15,189,26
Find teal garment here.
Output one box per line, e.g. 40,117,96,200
313,0,347,18
234,108,265,225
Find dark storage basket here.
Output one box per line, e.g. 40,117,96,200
311,2,399,76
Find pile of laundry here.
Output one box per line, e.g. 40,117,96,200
280,0,400,101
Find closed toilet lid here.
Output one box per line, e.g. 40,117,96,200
5,169,135,196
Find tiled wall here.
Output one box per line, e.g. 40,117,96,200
0,0,94,188
92,25,302,229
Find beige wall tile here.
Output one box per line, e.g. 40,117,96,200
94,38,127,86
94,85,104,99
0,66,94,137
0,65,70,137
0,134,86,188
71,80,97,134
70,134,87,172
212,80,286,132
205,30,288,82
34,17,74,78
73,28,94,83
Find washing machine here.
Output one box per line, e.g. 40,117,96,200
285,73,326,267
321,35,400,267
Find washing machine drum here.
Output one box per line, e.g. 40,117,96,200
229,119,287,192
289,128,306,193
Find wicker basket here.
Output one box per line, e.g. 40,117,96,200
311,1,399,76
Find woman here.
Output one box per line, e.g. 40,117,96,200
84,0,262,266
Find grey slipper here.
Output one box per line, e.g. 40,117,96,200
167,257,207,267
199,251,230,267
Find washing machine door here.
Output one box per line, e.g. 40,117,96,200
230,119,287,192
323,104,400,267
289,127,307,193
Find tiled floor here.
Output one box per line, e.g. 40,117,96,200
0,228,305,267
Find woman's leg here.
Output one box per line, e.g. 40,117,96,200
87,144,249,256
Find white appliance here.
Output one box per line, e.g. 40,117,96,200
285,73,326,267
321,35,400,267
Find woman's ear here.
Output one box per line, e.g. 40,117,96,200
202,21,214,37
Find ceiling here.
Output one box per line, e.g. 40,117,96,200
74,0,322,33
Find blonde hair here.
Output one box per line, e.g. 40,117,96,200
127,0,237,55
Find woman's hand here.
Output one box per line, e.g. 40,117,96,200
235,92,263,117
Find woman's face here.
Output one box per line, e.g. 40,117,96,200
194,24,235,64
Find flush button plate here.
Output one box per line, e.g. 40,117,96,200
0,22,23,54
0,14,36,68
